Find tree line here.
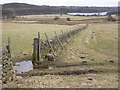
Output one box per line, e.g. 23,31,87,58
2,3,118,19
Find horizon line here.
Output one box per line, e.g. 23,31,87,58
1,2,119,7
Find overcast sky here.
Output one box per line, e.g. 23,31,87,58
0,0,119,7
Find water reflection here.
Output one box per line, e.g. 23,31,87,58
67,12,107,16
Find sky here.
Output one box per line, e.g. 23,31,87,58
0,0,119,7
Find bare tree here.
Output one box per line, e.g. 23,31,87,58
2,8,16,19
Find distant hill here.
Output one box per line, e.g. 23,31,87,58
2,3,118,16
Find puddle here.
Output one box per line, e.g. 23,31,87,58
13,60,33,73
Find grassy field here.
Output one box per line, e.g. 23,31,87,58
2,23,77,61
58,23,118,87
12,14,109,25
13,14,118,26
19,14,106,21
56,23,118,69
3,23,118,88
2,14,118,88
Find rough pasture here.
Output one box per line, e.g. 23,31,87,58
3,23,118,88
2,23,77,61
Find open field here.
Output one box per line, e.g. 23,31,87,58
2,22,118,88
1,2,119,88
6,14,112,25
2,23,78,61
19,14,107,21
2,13,118,88
9,14,117,25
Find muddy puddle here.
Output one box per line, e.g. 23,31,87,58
13,60,54,74
13,60,33,73
13,60,98,77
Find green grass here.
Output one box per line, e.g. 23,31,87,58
83,24,118,57
2,23,76,61
58,23,118,66
56,23,118,88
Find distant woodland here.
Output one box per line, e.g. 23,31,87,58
1,3,119,18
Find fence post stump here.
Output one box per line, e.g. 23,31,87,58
38,32,41,61
33,38,39,65
33,32,43,65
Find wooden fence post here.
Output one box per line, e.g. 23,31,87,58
38,32,41,61
45,33,55,57
33,38,39,64
61,30,68,44
54,31,64,49
33,32,43,65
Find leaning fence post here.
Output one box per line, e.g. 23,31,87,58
61,30,68,44
38,32,41,61
54,31,64,49
45,33,55,57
